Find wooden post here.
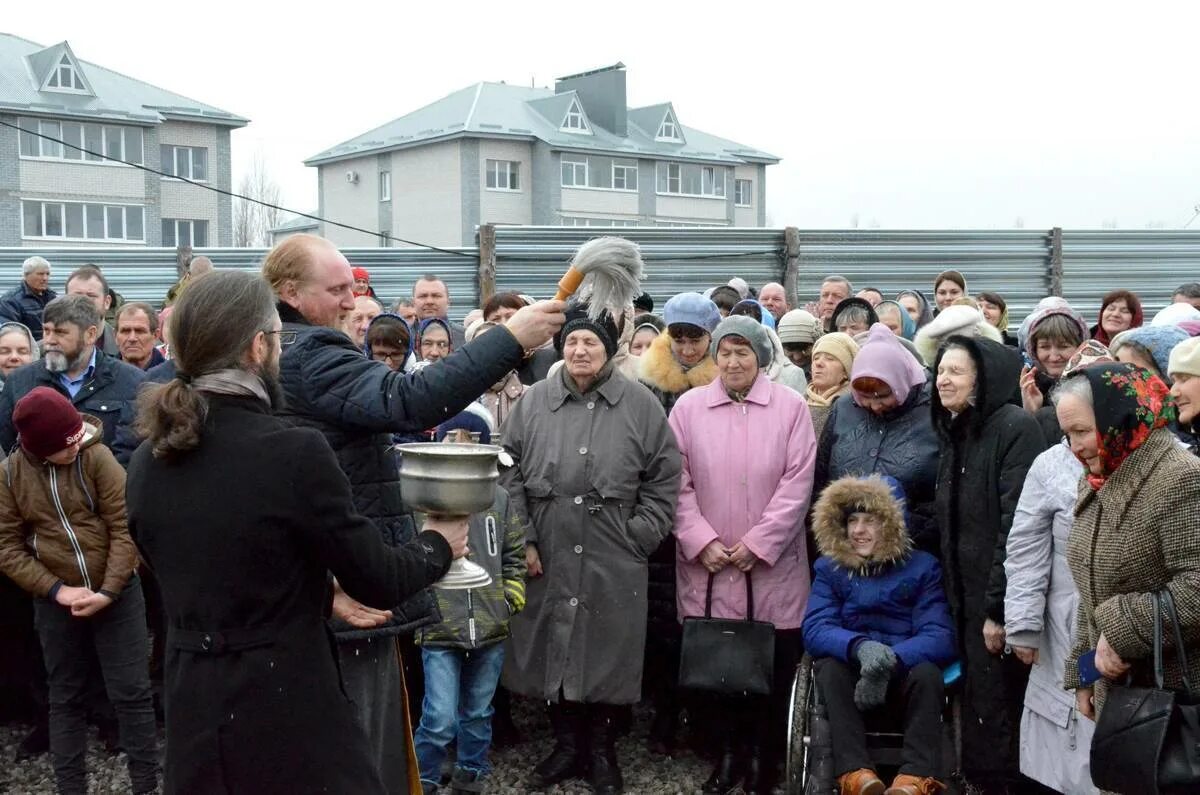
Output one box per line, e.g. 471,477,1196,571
783,226,801,309
478,223,497,304
1048,227,1063,297
176,245,192,279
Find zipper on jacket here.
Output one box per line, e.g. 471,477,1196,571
486,516,498,557
467,591,476,647
49,469,92,590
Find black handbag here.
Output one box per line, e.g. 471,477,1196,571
678,571,775,696
1090,589,1200,794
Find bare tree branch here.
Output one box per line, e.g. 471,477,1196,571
233,153,283,247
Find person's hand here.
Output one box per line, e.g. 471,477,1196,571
70,592,114,617
1012,645,1039,666
504,300,567,351
54,585,93,608
854,673,890,711
698,540,731,574
331,581,391,629
525,544,543,578
855,640,898,678
983,619,1006,655
1096,633,1131,679
1076,686,1095,720
726,541,759,572
424,516,470,559
1020,365,1043,414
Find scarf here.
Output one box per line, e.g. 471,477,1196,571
1078,363,1175,490
561,358,615,399
191,369,272,406
805,380,848,408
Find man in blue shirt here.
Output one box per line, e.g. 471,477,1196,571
0,295,144,465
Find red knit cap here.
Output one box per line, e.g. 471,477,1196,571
352,267,370,281
13,387,85,460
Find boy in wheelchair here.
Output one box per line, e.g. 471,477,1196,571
803,475,956,795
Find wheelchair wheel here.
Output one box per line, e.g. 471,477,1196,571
784,657,810,794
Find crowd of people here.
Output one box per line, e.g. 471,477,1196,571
0,241,1198,795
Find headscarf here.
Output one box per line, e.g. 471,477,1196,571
1091,290,1144,347
976,291,1010,334
730,299,776,331
416,317,454,359
1062,340,1113,377
875,300,916,340
849,323,927,409
1151,303,1200,327
896,289,934,329
1019,297,1089,364
1108,325,1190,383
1074,363,1175,490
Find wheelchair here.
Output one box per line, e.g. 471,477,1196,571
785,654,962,794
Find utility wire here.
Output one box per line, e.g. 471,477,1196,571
1,118,784,265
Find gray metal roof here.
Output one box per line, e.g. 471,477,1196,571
305,82,778,167
0,32,248,127
269,214,320,234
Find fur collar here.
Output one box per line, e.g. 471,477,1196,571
638,332,717,394
812,475,912,573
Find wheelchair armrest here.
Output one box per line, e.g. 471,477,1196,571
942,660,962,687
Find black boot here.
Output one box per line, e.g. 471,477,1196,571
588,704,623,795
742,742,776,795
702,737,743,795
530,701,584,789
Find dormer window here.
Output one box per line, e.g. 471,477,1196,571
656,110,681,142
560,98,591,134
45,53,87,93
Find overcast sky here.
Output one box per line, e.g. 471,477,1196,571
8,1,1199,230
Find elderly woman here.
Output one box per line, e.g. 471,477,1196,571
629,315,663,357
415,317,453,365
1003,342,1111,794
1055,364,1200,710
671,315,816,795
932,335,1044,794
0,322,38,391
898,289,934,330
1170,337,1200,453
501,305,680,795
777,309,822,377
1109,324,1189,385
804,332,858,439
815,324,939,552
830,297,878,337
875,300,916,340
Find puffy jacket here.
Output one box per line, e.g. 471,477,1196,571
814,380,940,553
0,350,145,466
0,283,56,341
803,475,956,674
415,487,525,649
0,417,137,599
275,302,526,639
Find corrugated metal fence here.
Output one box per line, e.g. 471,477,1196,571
2,228,1198,325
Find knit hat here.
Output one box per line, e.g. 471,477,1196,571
435,409,493,445
663,293,721,333
777,309,823,345
710,315,773,368
934,270,967,294
1169,337,1200,379
555,303,620,360
351,267,369,281
1151,302,1200,327
13,387,86,460
634,292,654,313
1110,325,1190,380
851,323,927,402
811,332,860,375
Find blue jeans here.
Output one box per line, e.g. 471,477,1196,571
414,643,506,784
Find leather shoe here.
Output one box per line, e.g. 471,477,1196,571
885,774,946,795
839,768,885,795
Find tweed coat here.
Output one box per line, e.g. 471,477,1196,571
1064,428,1200,716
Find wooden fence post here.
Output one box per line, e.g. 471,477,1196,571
783,227,801,308
1048,227,1063,297
478,223,496,304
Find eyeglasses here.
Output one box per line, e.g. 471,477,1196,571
264,330,298,345
372,351,404,363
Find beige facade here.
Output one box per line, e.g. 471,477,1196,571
390,140,463,248
656,195,728,222
479,140,532,227
322,152,386,247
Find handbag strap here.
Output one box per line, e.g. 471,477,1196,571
702,570,756,623
1153,589,1164,690
1158,589,1195,695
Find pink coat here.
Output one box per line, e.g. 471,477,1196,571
669,374,816,630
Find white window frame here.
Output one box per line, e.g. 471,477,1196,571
17,118,141,166
485,159,520,191
379,171,391,202
43,54,89,94
560,157,588,188
612,161,638,192
161,218,210,248
20,199,145,243
656,110,682,142
160,145,208,182
656,161,727,199
734,179,753,207
560,216,638,227
560,98,591,135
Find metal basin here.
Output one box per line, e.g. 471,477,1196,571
396,443,503,517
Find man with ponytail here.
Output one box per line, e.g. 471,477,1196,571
260,233,565,791
126,270,471,794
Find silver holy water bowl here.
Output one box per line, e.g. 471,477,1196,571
396,442,505,589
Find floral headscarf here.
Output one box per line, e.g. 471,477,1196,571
1075,363,1175,490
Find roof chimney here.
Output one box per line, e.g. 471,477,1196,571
555,62,626,136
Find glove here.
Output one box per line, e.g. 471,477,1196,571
855,640,897,678
854,673,890,711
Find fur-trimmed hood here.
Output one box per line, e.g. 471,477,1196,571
812,475,912,572
638,331,717,394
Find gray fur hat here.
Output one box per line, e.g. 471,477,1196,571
710,315,773,368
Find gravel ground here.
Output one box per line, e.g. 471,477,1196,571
0,699,758,794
